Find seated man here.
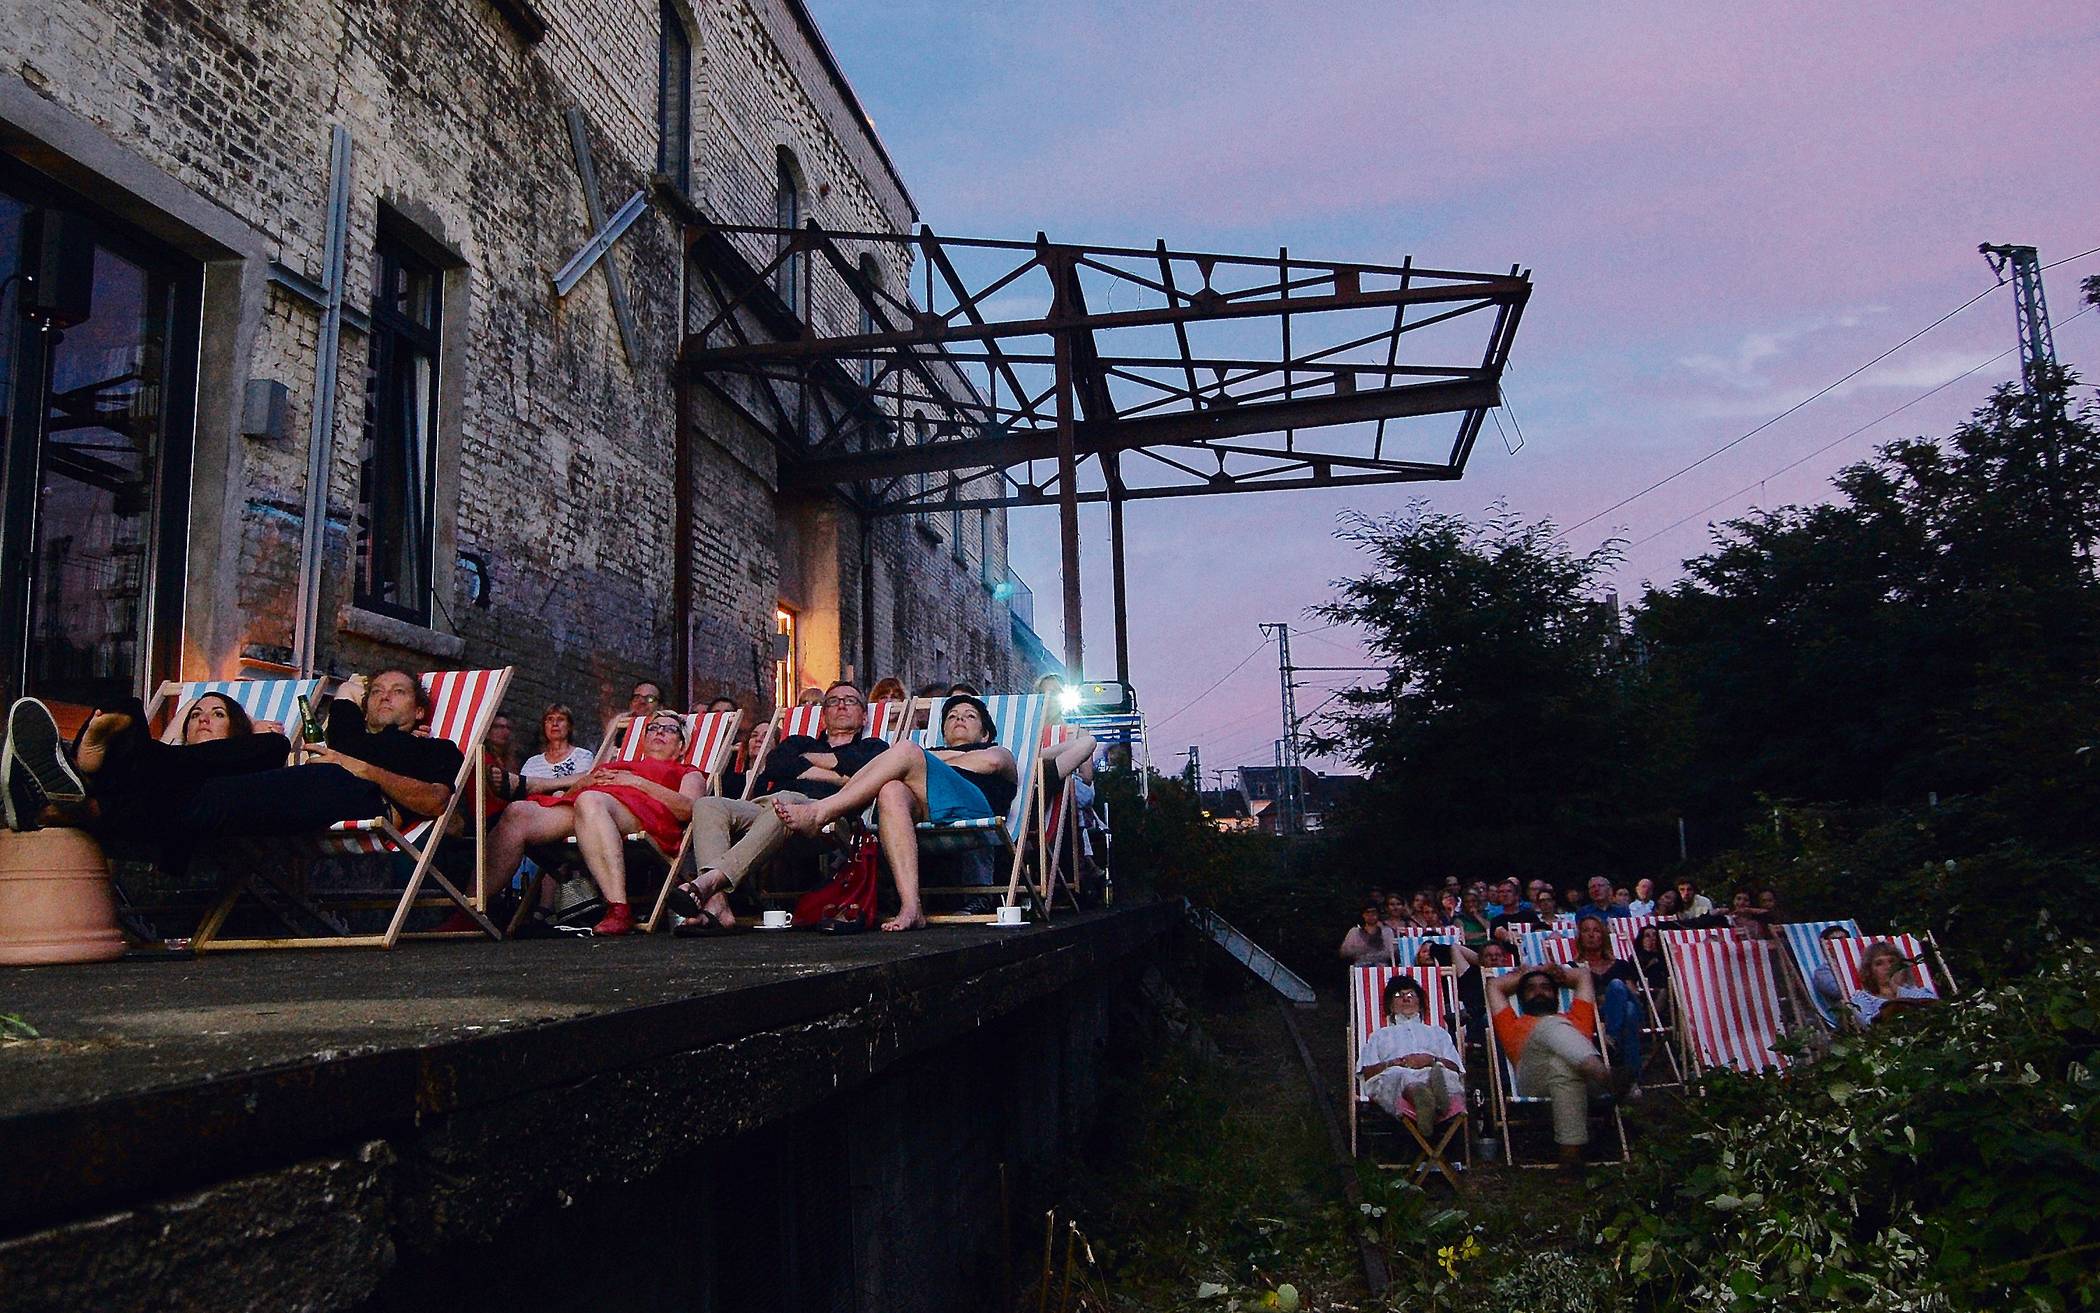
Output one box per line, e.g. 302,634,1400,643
1357,976,1464,1134
487,710,705,936
1568,910,1647,1094
773,694,1020,932
58,671,464,875
665,681,888,933
1488,962,1622,1173
1576,875,1630,919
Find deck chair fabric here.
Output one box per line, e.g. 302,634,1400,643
1663,935,1789,1075
1034,723,1087,913
1823,933,1943,998
149,677,327,746
739,700,904,800
1390,932,1456,966
1480,967,1626,1167
1347,965,1467,1186
1518,929,1578,966
192,667,512,951
908,694,1055,918
1608,915,1661,959
1777,919,1862,1027
591,710,739,933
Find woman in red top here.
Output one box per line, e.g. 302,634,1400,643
486,711,706,935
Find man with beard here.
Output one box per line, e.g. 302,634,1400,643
1488,962,1626,1172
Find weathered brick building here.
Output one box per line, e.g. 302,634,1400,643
0,0,1050,741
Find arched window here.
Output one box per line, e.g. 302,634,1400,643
857,254,881,386
774,147,801,313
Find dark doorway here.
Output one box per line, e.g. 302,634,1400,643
0,157,201,720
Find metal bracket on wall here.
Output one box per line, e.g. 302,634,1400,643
551,107,646,364
288,124,354,677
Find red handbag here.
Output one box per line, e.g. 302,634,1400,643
792,838,881,928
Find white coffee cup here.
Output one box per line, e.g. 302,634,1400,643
762,909,794,930
995,905,1026,927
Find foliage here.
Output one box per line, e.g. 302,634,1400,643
1601,940,2100,1310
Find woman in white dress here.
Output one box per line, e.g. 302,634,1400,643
1357,976,1464,1131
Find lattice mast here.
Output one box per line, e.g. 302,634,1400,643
1978,243,2059,394
1260,621,1302,834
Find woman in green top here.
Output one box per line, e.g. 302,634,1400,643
1451,886,1494,950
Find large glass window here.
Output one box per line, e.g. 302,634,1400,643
774,148,800,313
355,231,442,624
657,1,692,194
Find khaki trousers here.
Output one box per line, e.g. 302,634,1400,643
689,791,811,890
1514,1014,1599,1146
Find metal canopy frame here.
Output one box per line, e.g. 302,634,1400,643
679,220,1531,675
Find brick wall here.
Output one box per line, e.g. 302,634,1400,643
4,0,1042,749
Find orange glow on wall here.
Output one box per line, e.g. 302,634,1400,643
773,605,797,711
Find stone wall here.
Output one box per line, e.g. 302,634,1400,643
2,0,1042,747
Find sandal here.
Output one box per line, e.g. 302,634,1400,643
819,904,867,936
667,870,722,921
672,909,746,938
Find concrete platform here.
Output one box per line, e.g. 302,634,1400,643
0,902,1179,1250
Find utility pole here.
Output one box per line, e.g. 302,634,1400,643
1183,744,1202,792
1979,243,2059,393
1259,621,1302,834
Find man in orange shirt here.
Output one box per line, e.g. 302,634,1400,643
1489,963,1616,1171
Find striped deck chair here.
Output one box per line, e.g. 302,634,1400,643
190,667,513,951
1481,967,1627,1167
1608,915,1660,960
911,694,1054,923
1662,935,1789,1075
1034,723,1091,913
1823,933,1951,1028
739,698,906,800
1346,964,1467,1187
1518,928,1578,966
1391,931,1456,966
147,677,328,746
1776,920,1862,1028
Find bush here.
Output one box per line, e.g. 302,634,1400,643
1601,940,2100,1310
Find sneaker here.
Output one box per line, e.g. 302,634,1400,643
3,698,86,830
592,903,634,936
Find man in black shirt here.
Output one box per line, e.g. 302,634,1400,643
182,669,464,843
667,680,886,931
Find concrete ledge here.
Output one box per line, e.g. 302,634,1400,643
338,605,468,661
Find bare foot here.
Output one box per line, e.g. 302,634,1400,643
772,797,828,836
73,712,132,776
880,905,927,933
697,886,735,928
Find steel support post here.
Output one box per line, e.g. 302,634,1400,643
1108,482,1130,683
1055,326,1083,676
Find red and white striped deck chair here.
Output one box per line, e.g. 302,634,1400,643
1481,967,1627,1167
1518,928,1578,966
190,667,513,951
1822,933,1951,1028
1034,723,1088,914
587,710,738,933
1391,931,1456,966
1346,964,1466,1185
1608,915,1660,961
147,676,329,748
1662,935,1789,1076
737,699,905,799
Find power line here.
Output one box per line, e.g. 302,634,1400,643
1630,301,2096,548
1148,636,1272,733
1558,280,2007,538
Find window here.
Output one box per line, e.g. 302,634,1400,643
774,148,801,313
657,1,692,193
857,254,880,386
356,231,443,624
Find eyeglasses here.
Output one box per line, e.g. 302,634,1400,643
631,691,661,704
644,720,682,735
823,695,864,707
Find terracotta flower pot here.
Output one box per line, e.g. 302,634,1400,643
0,828,124,965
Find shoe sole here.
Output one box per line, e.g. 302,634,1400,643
6,698,85,803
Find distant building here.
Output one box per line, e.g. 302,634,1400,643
1235,764,1366,834
1197,787,1255,834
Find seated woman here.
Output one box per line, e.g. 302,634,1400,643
1632,924,1670,1018
773,694,1018,933
1848,941,1938,1027
485,711,705,937
1357,976,1464,1134
9,694,291,871
1339,903,1392,966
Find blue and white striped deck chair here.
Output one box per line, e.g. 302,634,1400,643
909,694,1054,921
1481,966,1626,1167
1779,919,1862,1028
148,677,328,748
1519,928,1579,967
1391,932,1456,966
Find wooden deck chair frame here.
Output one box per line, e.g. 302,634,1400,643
1480,967,1629,1168
1346,964,1469,1189
911,694,1057,925
1659,934,1791,1077
1030,724,1092,916
190,667,514,951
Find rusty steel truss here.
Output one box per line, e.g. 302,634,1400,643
679,220,1531,674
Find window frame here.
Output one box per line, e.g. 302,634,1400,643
774,147,801,313
355,229,445,625
657,1,693,194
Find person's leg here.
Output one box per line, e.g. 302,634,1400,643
1517,1043,1592,1149
1040,730,1096,784
570,791,643,910
486,801,577,905
183,764,384,836
680,793,806,926
873,778,927,932
774,742,930,835
1601,980,1644,1083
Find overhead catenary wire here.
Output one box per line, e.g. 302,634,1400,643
1148,635,1272,733
1631,300,2096,548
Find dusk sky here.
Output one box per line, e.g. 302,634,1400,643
803,1,2100,780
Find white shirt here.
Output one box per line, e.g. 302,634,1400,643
1627,899,1654,917
1358,1016,1462,1078
522,745,593,781
1851,986,1934,1026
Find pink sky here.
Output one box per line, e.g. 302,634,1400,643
805,1,2100,777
